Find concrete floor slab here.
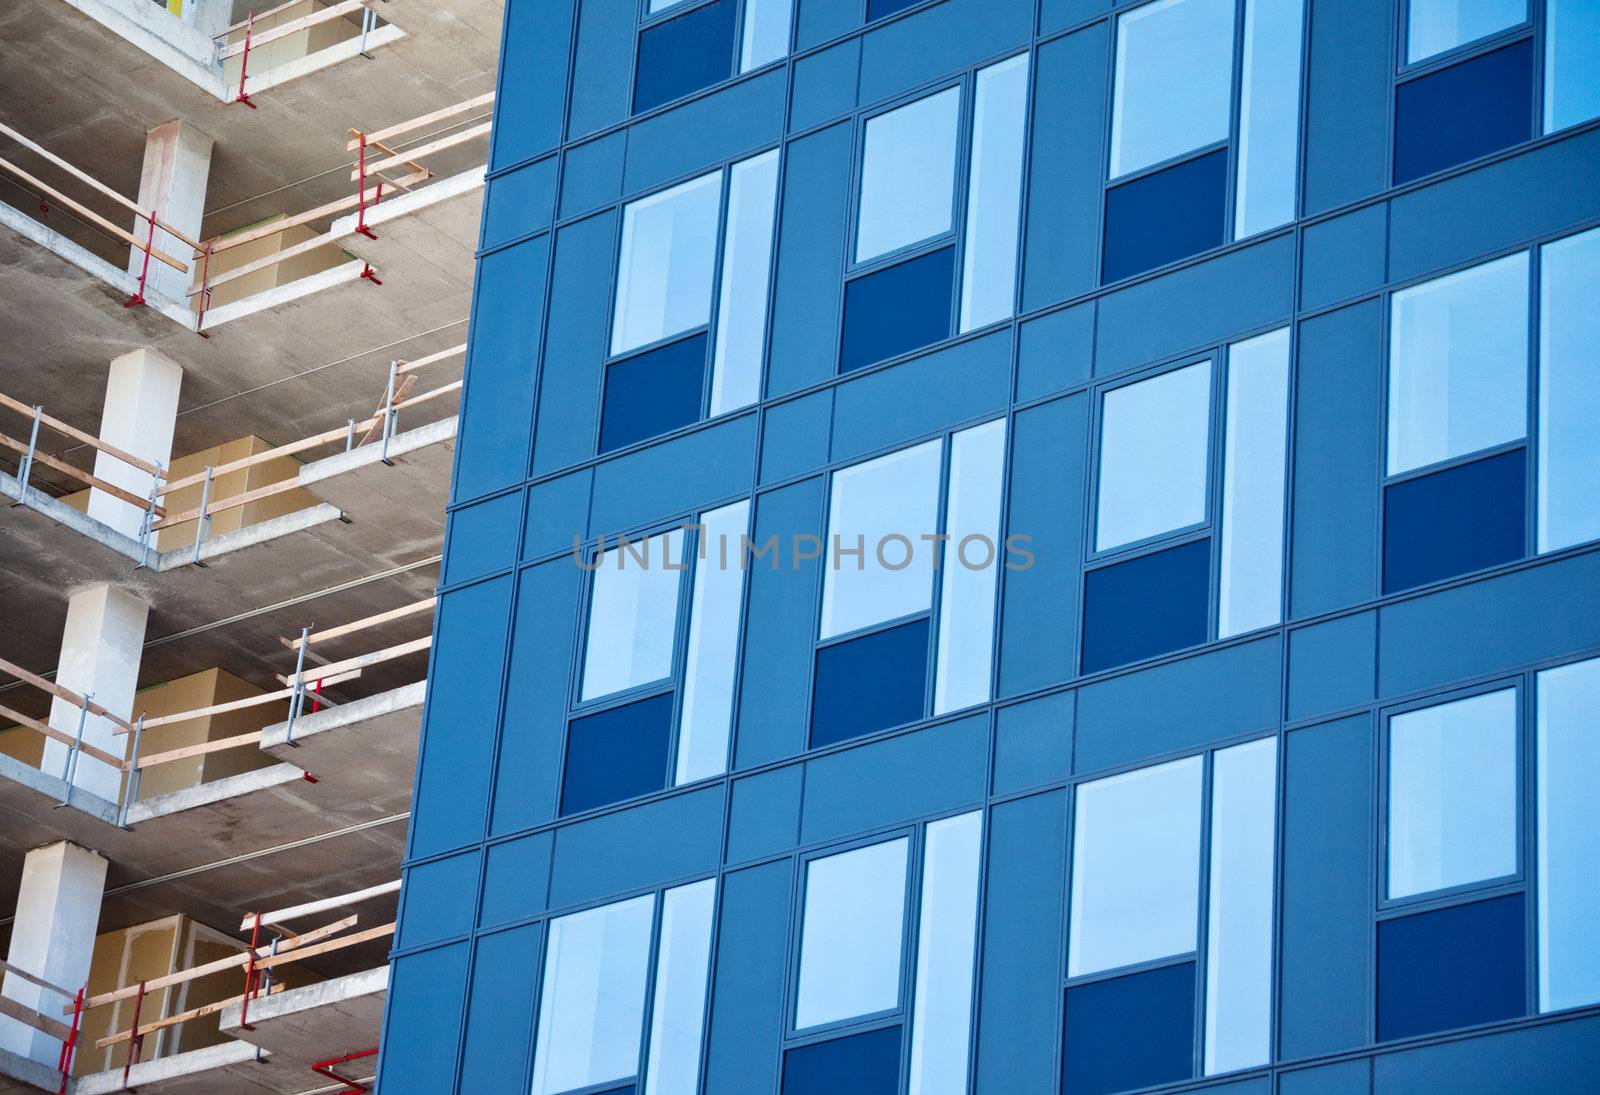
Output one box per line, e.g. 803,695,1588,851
260,681,425,802
0,1044,58,1094
73,1041,304,1095
218,966,387,1064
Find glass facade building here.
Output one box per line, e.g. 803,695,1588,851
378,0,1600,1092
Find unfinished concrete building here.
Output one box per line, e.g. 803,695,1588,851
0,0,497,1090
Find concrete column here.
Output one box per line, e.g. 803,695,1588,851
0,842,107,1066
129,118,213,304
87,347,182,540
42,586,148,803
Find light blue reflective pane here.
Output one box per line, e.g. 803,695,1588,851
612,171,722,356
741,0,793,71
1095,361,1212,551
1387,252,1529,476
934,420,1007,714
796,837,909,1028
1407,0,1527,62
531,895,654,1095
1537,226,1600,552
1234,0,1304,238
959,54,1030,333
710,150,779,416
649,0,691,13
855,88,960,263
1387,688,1518,900
1204,737,1277,1075
644,879,716,1095
1218,328,1290,638
676,501,748,784
820,440,942,639
1545,0,1600,132
1536,656,1600,1012
582,528,685,701
1110,0,1235,178
908,811,983,1095
1068,756,1203,977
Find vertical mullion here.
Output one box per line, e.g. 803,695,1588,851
1194,749,1216,1078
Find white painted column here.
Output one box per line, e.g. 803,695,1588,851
42,586,148,803
0,842,107,1067
129,118,212,305
87,347,182,540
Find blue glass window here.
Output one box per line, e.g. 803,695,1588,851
1103,148,1228,283
788,815,985,1091
1063,962,1196,1095
782,1026,902,1095
562,693,676,815
1537,226,1600,553
840,247,956,374
1104,0,1304,278
1536,656,1600,1013
1383,448,1526,593
1065,743,1277,1086
813,424,1008,747
531,881,716,1095
1095,361,1212,553
843,55,1030,372
605,152,780,452
1393,39,1533,184
634,0,739,114
1377,894,1526,1041
1082,539,1210,674
1408,0,1527,63
566,506,751,813
1545,0,1600,132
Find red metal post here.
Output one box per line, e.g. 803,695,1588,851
359,263,382,286
235,11,259,108
194,242,214,336
121,980,147,1088
55,987,83,1095
354,134,378,240
311,1047,379,1095
311,676,324,714
123,210,158,309
239,912,262,1031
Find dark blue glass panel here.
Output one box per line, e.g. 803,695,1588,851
868,0,922,19
1378,894,1525,1041
600,332,708,454
1063,962,1196,1095
633,0,737,114
1383,448,1525,593
377,942,469,1094
561,692,674,815
1102,148,1228,283
1082,539,1210,674
811,618,930,748
840,246,955,373
783,1026,902,1095
459,925,541,1092
1394,40,1533,184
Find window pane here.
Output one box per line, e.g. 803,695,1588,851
1393,39,1533,184
1545,0,1600,132
676,501,748,784
1383,449,1526,593
582,528,684,701
644,880,716,1095
908,812,983,1095
959,54,1030,332
1376,895,1525,1041
1219,329,1289,638
612,172,722,356
840,245,956,373
1103,147,1229,281
1096,361,1211,551
710,151,778,415
1082,538,1211,674
1204,738,1277,1075
601,331,710,453
934,419,1006,714
1234,0,1304,238
855,88,960,263
796,838,909,1028
1110,0,1234,178
1537,657,1600,1012
1069,756,1203,977
812,618,930,749
1064,962,1196,1095
562,693,676,816
1407,0,1525,62
1538,226,1600,552
820,440,941,638
1387,251,1528,475
1387,689,1518,900
741,0,792,71
633,0,738,114
531,895,654,1095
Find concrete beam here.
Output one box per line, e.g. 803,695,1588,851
218,966,387,1063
